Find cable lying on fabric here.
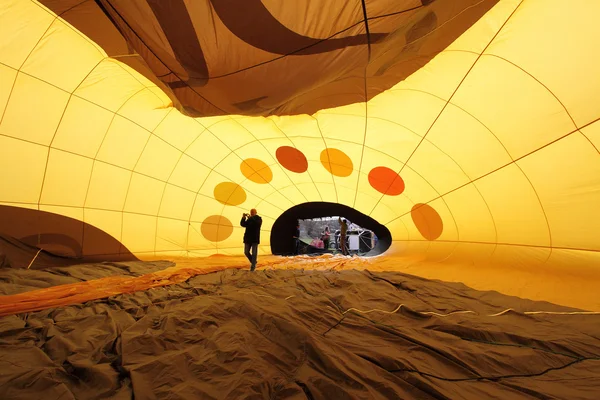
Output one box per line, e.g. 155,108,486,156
342,304,600,317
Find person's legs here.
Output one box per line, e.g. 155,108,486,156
244,243,252,264
250,243,258,271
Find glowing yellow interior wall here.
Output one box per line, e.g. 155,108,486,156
1,0,599,268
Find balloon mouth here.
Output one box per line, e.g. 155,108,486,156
270,202,392,256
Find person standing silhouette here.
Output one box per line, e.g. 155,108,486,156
339,217,348,255
293,223,300,255
321,225,331,250
240,208,262,271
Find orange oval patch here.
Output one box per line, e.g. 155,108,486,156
241,158,273,184
368,166,405,195
201,215,234,242
214,182,246,206
411,203,443,241
276,146,308,173
320,148,353,177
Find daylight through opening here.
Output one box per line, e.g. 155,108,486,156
270,202,392,256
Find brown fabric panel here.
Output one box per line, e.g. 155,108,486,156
0,234,78,269
19,233,83,258
38,0,131,56
406,10,438,45
168,85,230,117
96,1,187,78
45,0,499,116
38,0,185,111
145,0,208,86
232,96,269,112
364,0,424,16
178,0,498,115
95,0,226,114
116,55,175,100
37,0,86,15
192,23,369,115
0,205,136,266
209,0,387,55
368,10,439,78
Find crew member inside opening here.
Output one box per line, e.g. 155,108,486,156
294,216,378,256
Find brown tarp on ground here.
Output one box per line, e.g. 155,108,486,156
1,263,599,399
0,259,175,296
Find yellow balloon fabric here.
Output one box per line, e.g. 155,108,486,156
0,0,599,274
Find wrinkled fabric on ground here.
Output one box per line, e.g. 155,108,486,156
1,267,599,400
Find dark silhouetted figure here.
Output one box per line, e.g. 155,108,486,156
339,217,348,255
321,225,331,250
240,208,262,271
293,223,300,255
